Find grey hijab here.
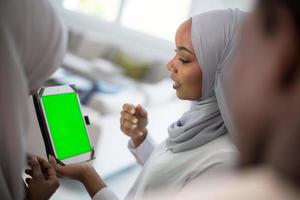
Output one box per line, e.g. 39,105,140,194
0,0,67,199
166,9,246,153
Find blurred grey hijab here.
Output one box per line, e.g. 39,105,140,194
0,0,67,199
167,9,246,153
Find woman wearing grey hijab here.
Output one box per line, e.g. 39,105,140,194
0,0,67,199
50,9,246,200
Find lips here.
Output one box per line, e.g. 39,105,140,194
171,75,181,89
173,83,180,89
172,80,181,89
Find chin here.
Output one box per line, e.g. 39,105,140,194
176,92,190,100
177,96,186,100
176,89,201,101
176,91,184,99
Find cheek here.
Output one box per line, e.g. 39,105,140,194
181,64,202,97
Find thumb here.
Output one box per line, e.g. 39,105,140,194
136,104,147,118
49,155,63,175
49,155,57,166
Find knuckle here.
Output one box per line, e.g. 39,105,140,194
128,115,134,121
131,123,137,129
124,121,129,126
125,104,134,112
123,103,130,110
124,112,132,119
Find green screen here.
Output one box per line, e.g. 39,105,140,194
41,92,92,160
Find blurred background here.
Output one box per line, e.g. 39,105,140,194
26,1,254,199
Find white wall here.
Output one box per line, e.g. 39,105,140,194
53,1,174,63
52,0,255,63
190,0,255,16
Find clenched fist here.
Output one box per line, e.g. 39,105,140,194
120,103,148,147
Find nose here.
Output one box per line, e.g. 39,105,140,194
167,57,177,73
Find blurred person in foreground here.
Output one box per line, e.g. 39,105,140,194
0,0,67,199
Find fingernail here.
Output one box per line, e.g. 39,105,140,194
49,155,56,162
130,109,135,114
132,118,138,123
138,131,143,136
29,157,37,165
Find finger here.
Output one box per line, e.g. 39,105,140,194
42,155,60,189
25,169,33,177
48,155,57,166
121,111,138,124
29,157,43,179
122,119,138,131
120,123,133,135
121,123,143,137
136,130,144,136
120,124,129,135
49,155,64,177
136,104,147,118
36,156,52,171
37,156,54,170
121,123,138,137
48,155,62,178
34,156,48,175
130,129,144,137
25,177,31,185
37,156,57,180
122,103,135,114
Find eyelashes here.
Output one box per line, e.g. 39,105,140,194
179,58,191,64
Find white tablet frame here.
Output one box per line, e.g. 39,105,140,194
39,85,93,165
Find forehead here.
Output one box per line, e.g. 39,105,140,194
175,19,194,53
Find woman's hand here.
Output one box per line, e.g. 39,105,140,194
25,156,59,200
49,156,106,198
48,155,90,182
120,103,148,147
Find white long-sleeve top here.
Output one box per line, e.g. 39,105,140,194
127,134,157,166
93,135,155,200
93,134,237,200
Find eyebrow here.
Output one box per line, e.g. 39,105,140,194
175,46,194,55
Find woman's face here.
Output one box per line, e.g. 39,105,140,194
167,19,202,101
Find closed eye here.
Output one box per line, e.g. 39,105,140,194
179,58,190,64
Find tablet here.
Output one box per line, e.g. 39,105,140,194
35,85,94,165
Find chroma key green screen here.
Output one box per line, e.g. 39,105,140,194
41,92,92,160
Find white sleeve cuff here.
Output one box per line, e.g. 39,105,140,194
92,187,119,200
128,134,156,166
